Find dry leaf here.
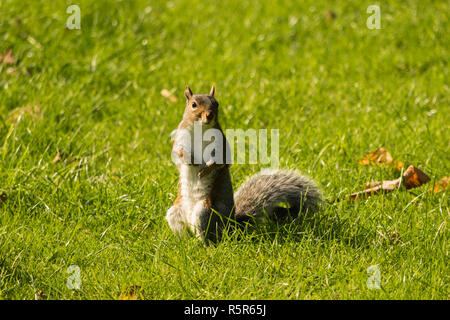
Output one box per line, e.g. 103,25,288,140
119,285,142,300
0,49,15,65
391,160,405,171
53,152,63,163
348,178,401,200
35,290,46,300
358,148,392,165
358,148,404,171
161,89,178,103
403,165,431,189
339,165,430,201
432,177,449,193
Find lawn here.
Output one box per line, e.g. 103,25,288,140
0,0,448,299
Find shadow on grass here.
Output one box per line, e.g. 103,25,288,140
213,202,373,248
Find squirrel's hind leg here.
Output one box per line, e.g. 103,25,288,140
187,200,224,243
166,204,188,235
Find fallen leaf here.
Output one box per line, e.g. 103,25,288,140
391,160,405,171
0,49,15,65
35,290,46,300
358,148,404,171
338,165,430,201
0,192,7,203
403,165,431,189
348,178,401,200
161,89,178,103
358,148,392,165
432,177,449,193
119,285,142,300
53,151,64,163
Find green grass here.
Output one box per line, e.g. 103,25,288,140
0,0,448,299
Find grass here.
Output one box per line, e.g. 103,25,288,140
0,0,448,299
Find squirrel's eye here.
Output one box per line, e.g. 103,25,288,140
191,102,197,108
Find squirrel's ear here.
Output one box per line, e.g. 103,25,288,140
209,85,215,97
185,86,193,100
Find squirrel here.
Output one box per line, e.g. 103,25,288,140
166,85,323,243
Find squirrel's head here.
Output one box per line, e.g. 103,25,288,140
183,85,219,126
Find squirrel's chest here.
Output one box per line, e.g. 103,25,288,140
179,164,215,207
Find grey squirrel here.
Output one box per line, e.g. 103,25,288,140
166,86,323,242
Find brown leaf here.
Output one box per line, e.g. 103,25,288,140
35,290,46,300
119,285,142,300
358,148,392,165
349,177,401,200
364,181,382,189
0,192,7,203
432,177,449,193
0,49,15,65
358,148,404,171
391,160,405,171
339,165,430,202
161,89,178,103
403,165,431,189
53,152,63,163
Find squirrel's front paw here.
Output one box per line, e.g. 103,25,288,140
198,160,214,177
198,160,225,177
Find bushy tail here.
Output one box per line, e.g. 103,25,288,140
234,169,323,223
